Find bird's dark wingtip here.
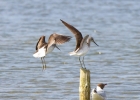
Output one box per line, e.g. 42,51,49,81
69,36,72,39
65,36,72,42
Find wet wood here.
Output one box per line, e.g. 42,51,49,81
79,68,90,100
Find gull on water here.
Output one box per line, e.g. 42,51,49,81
91,83,107,100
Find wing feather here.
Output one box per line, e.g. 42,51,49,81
36,36,46,50
47,33,71,48
60,19,83,51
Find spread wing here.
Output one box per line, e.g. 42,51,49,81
47,33,71,48
60,19,83,51
36,36,46,50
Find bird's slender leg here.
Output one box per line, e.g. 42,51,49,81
79,56,83,68
82,56,86,69
41,57,45,69
43,57,47,69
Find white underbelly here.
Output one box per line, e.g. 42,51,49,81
33,46,46,58
46,45,55,54
76,45,89,56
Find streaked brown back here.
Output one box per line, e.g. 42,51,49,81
60,19,83,51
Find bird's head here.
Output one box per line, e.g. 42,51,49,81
89,37,99,46
97,83,107,89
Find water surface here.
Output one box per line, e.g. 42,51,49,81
0,0,140,100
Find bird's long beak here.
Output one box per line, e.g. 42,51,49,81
92,40,99,46
104,84,107,85
55,45,61,50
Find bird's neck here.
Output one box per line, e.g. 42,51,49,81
87,38,91,47
96,86,103,91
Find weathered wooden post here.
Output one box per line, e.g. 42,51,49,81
79,68,90,100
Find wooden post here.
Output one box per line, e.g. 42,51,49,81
79,68,90,100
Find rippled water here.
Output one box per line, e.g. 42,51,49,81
0,0,140,100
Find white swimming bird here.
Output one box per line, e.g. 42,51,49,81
91,83,107,100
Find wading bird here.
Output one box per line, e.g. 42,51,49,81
33,33,71,69
60,19,98,68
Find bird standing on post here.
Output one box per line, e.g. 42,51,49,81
60,19,98,68
91,83,107,100
33,33,71,69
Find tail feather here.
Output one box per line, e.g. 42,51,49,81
69,51,76,56
33,47,46,58
33,51,45,58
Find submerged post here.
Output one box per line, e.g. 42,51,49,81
79,68,90,100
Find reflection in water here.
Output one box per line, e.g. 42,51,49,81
0,0,140,100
